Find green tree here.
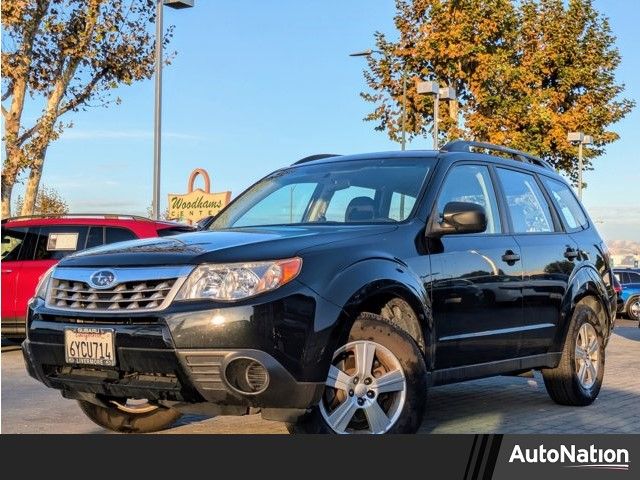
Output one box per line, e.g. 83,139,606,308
1,0,174,218
15,184,69,215
362,0,634,183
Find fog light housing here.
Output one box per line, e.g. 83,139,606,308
225,358,269,394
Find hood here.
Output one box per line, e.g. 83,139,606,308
59,224,398,268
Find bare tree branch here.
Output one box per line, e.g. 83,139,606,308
57,70,107,116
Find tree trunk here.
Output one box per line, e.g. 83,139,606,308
1,150,21,217
1,177,15,218
20,153,46,216
3,89,28,218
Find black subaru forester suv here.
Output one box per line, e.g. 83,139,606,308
23,141,616,434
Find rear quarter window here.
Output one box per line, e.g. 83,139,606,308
157,227,194,237
541,177,588,231
105,227,137,244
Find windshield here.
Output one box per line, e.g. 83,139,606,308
211,158,433,229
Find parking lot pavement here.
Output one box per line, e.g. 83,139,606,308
2,319,639,434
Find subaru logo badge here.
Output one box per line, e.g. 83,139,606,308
89,270,117,289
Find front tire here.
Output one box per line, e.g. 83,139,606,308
542,303,605,406
78,399,181,433
288,313,427,434
626,296,640,321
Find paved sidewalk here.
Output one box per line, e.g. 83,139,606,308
2,319,639,434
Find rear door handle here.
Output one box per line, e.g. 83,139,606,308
502,250,521,263
564,249,579,260
1,269,13,274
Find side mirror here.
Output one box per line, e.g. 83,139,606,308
428,202,487,237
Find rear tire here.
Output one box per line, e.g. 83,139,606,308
288,313,427,434
542,303,605,406
78,400,181,433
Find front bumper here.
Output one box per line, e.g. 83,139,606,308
22,340,323,409
23,283,342,410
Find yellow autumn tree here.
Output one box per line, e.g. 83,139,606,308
362,0,634,183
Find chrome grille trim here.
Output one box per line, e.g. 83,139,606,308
45,266,193,313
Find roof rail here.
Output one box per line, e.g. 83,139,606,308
292,153,341,165
441,140,554,170
2,213,153,223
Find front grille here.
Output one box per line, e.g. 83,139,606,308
49,278,177,311
41,314,159,325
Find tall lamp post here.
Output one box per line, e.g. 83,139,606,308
417,81,456,149
350,49,409,150
567,131,593,200
152,0,194,220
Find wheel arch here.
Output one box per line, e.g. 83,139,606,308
319,258,434,370
555,265,613,350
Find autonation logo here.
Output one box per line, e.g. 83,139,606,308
509,444,630,471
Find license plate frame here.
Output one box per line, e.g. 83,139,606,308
64,327,116,367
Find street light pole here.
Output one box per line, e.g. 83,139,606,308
152,0,194,220
568,131,592,200
417,81,439,149
577,141,583,200
350,49,408,151
432,89,439,149
417,82,456,150
152,0,164,220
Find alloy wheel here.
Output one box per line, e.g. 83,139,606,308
574,323,600,389
629,299,640,320
319,340,407,434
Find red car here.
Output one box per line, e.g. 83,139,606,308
1,214,194,337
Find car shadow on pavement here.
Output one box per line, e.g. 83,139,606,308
614,324,639,341
419,327,640,434
419,376,637,434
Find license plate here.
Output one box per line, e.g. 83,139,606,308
64,328,115,367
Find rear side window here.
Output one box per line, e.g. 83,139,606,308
105,227,137,244
497,168,555,234
33,226,88,260
541,177,588,231
627,272,640,283
1,227,28,261
85,226,105,249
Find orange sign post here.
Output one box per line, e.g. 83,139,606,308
167,169,231,223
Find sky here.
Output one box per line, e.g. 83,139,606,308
12,0,640,241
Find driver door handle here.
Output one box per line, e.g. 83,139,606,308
501,250,520,263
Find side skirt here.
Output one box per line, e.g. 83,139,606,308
430,353,562,386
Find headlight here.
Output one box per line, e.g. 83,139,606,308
34,266,55,300
175,257,302,301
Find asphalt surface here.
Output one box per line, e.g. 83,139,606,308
2,319,639,434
